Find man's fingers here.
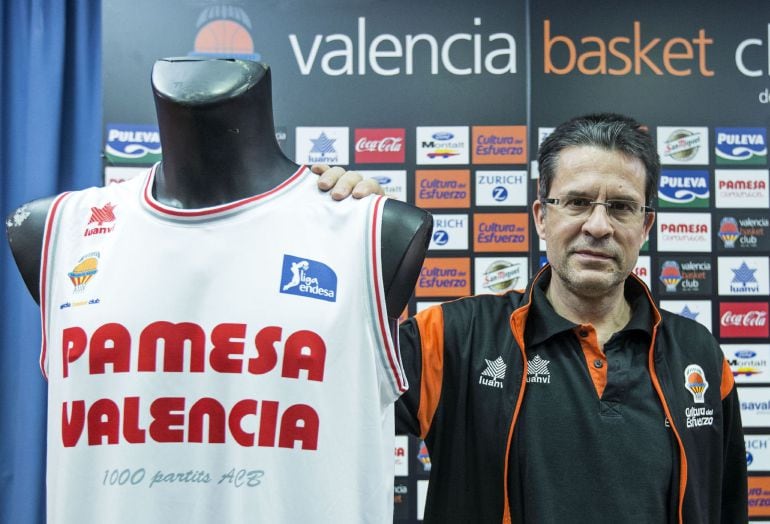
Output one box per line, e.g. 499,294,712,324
352,178,385,198
330,171,364,200
316,166,347,191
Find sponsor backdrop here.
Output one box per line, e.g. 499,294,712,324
103,0,768,520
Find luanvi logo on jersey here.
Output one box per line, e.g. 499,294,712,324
479,356,506,388
280,255,337,302
527,355,551,384
84,203,117,237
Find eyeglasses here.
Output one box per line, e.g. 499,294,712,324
540,196,654,223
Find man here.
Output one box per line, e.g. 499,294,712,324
315,113,747,523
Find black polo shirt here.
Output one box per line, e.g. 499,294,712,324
508,274,675,523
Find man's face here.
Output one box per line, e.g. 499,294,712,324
533,145,655,298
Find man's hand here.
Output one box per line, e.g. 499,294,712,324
311,164,384,200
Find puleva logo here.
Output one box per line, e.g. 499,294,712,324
527,355,551,384
104,124,161,165
684,364,708,403
715,127,767,165
280,255,337,302
657,170,709,208
479,356,507,389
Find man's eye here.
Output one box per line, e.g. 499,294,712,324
565,198,592,208
607,201,635,212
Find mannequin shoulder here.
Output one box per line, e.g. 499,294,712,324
5,195,58,303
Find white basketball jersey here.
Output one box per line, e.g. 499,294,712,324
39,165,406,523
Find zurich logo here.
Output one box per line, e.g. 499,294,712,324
492,186,508,201
747,451,753,466
432,132,454,141
432,230,449,246
280,254,337,302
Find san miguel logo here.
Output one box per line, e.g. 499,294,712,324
657,127,708,165
84,203,117,237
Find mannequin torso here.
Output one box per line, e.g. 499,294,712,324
6,57,431,316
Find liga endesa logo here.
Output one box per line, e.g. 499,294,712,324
354,128,405,163
720,302,769,338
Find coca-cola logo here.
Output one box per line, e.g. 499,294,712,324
355,137,403,152
354,128,406,163
720,302,770,338
721,310,768,327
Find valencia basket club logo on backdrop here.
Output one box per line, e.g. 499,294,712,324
280,255,337,302
190,5,260,60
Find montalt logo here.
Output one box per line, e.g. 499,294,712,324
479,356,507,389
289,17,517,76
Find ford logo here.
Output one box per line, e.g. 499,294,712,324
373,176,392,185
432,132,454,140
736,351,757,359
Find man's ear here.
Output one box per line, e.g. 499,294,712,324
532,199,546,239
641,211,655,248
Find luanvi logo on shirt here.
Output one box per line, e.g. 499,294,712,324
280,255,337,302
526,355,551,384
479,356,506,388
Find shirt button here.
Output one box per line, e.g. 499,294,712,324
593,359,603,369
579,330,589,337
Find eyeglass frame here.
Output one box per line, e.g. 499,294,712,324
539,196,655,221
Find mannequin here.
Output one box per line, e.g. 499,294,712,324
6,57,431,317
5,57,433,523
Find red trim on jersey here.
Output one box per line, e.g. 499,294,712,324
371,196,407,393
39,192,71,380
142,164,309,217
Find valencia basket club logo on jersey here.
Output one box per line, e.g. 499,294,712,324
280,255,337,302
684,364,708,403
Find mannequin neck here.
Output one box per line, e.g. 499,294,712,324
151,58,298,209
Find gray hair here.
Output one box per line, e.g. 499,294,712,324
537,113,660,206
